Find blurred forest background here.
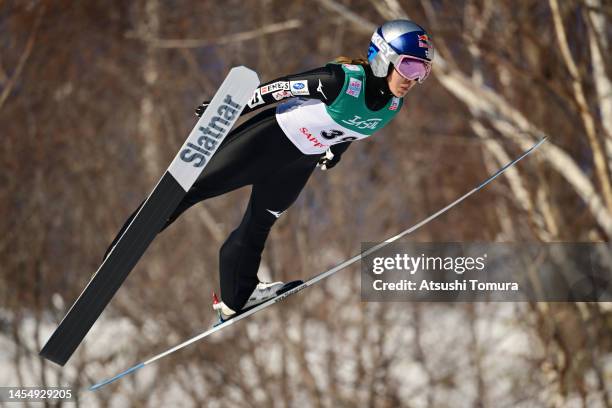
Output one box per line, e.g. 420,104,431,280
1,0,611,406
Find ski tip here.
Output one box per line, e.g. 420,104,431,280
229,66,260,83
212,291,220,305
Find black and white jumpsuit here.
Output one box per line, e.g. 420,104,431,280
107,63,396,311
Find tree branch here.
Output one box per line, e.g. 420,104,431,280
0,4,45,112
549,0,612,213
131,19,302,49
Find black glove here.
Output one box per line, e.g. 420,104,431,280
318,141,353,170
317,149,340,170
195,101,210,117
317,141,351,171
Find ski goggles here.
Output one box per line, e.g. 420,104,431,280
395,55,432,83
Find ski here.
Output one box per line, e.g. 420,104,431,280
89,137,547,391
40,67,260,367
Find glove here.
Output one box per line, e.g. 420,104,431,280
195,101,210,117
317,149,341,171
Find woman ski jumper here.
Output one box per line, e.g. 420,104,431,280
106,20,434,320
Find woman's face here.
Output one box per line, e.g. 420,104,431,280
387,68,417,97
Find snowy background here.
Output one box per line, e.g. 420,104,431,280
1,0,611,406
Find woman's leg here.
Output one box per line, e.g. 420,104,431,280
218,155,319,311
162,108,289,229
104,108,300,259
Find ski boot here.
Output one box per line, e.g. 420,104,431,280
212,280,303,325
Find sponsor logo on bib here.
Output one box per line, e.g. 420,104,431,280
342,64,360,71
299,127,328,148
341,115,382,130
346,78,362,97
389,97,400,111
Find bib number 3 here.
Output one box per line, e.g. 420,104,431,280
320,129,344,140
320,129,357,143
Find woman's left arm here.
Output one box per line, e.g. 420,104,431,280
195,64,346,117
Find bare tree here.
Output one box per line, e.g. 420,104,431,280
1,1,610,407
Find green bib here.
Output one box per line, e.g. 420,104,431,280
325,63,403,135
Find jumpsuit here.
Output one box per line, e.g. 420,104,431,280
106,63,398,311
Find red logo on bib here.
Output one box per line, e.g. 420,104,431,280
299,127,327,148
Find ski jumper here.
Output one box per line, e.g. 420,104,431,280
106,63,402,311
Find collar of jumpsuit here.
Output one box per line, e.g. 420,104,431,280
363,64,395,111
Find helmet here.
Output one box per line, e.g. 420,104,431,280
367,20,434,79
